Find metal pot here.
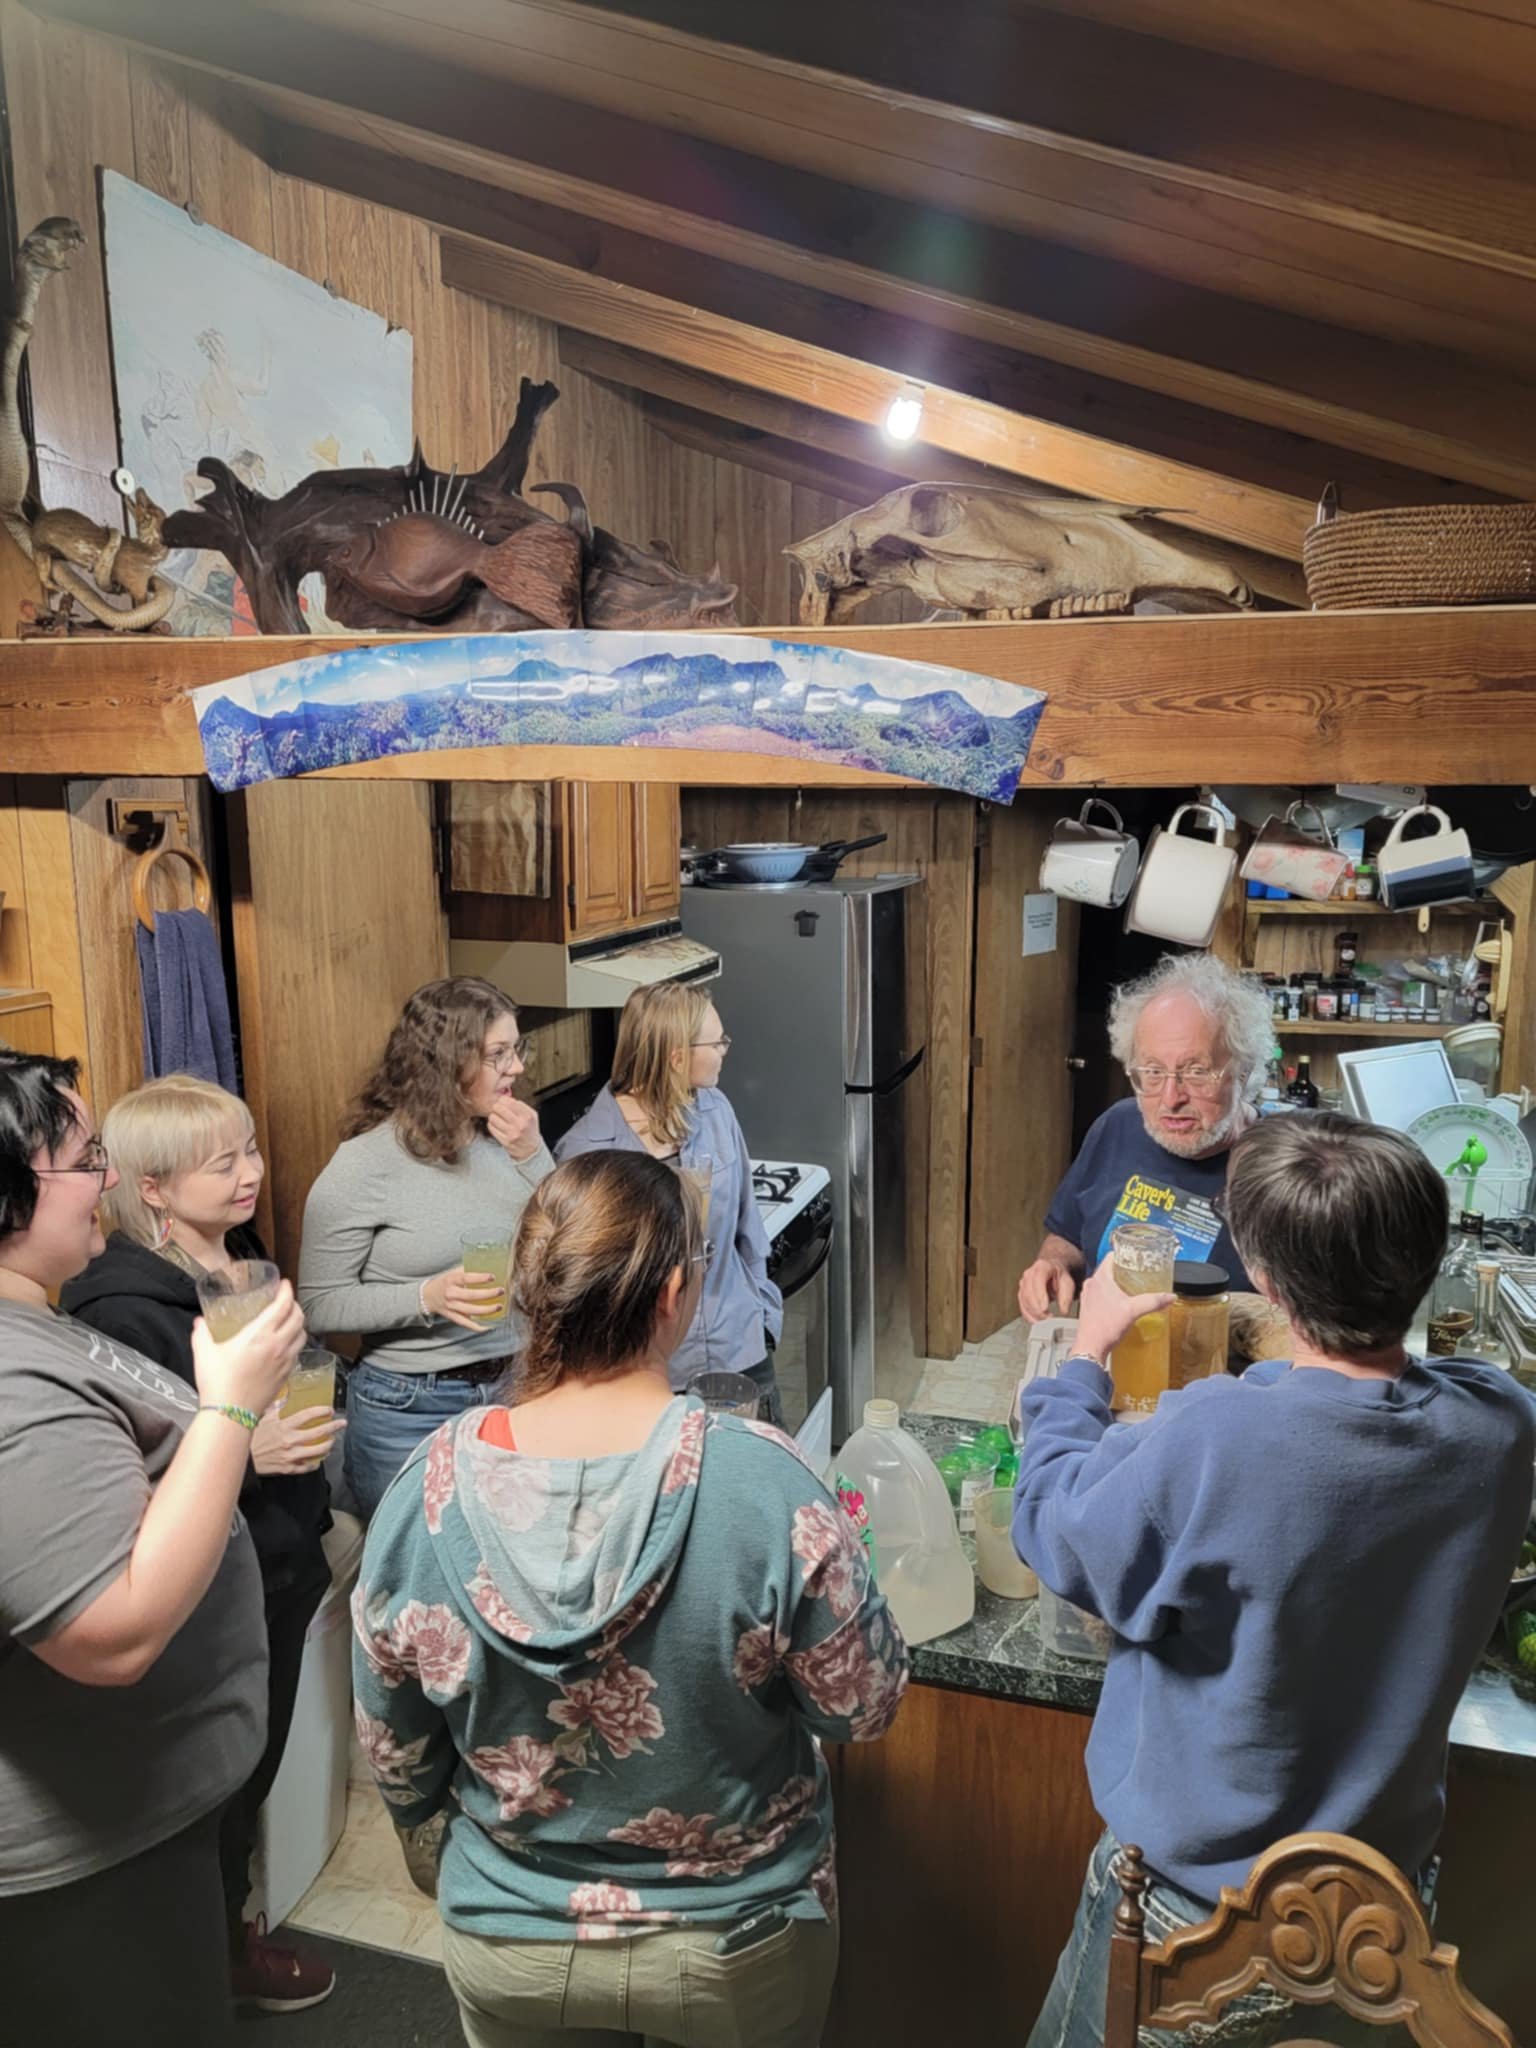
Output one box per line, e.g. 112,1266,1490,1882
700,834,888,887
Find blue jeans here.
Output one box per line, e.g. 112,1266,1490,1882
344,1359,498,1520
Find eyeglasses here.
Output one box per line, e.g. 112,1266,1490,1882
36,1137,111,1188
692,1037,731,1053
481,1046,525,1075
691,1239,717,1267
1126,1064,1228,1098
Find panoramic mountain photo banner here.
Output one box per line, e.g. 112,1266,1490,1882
191,633,1047,800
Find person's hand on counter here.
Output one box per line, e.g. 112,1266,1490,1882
1069,1261,1174,1369
1018,1235,1085,1322
488,1093,543,1163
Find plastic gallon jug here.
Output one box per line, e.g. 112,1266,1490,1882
836,1400,975,1645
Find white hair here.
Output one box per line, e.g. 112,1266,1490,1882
1107,953,1274,1103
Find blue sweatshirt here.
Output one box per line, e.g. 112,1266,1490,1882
1013,1355,1534,1900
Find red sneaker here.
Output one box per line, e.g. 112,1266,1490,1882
231,1916,337,2013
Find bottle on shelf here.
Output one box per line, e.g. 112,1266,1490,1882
1426,1212,1486,1356
1466,1260,1515,1374
1285,1055,1320,1108
1259,1044,1287,1112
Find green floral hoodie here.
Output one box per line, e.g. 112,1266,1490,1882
352,1396,909,1941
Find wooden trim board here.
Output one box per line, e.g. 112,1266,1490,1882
2,607,1535,787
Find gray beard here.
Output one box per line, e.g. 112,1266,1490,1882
1145,1098,1250,1161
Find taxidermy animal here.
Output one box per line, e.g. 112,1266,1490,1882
0,217,174,631
784,481,1254,623
325,473,583,628
534,482,739,629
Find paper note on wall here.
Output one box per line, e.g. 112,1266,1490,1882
1023,893,1058,957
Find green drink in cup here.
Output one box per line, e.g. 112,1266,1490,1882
460,1234,513,1324
196,1259,281,1343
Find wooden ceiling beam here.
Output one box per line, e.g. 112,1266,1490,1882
36,0,1536,361
439,235,1313,561
1019,0,1536,131
637,395,914,510
577,338,1309,608
44,1,1536,493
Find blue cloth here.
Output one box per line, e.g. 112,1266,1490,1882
1044,1098,1252,1289
344,1358,497,1521
1012,1353,1535,1901
556,1085,782,1390
135,908,237,1092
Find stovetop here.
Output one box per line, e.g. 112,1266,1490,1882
752,1159,831,1238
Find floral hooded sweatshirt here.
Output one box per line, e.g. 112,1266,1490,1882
352,1396,909,1942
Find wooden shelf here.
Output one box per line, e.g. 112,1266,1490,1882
1276,1019,1453,1038
1246,899,1484,918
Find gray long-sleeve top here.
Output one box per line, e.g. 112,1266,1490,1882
297,1118,554,1373
554,1084,782,1389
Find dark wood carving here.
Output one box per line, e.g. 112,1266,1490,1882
163,376,738,636
1106,1835,1515,2048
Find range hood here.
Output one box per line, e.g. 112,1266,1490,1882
450,919,721,1010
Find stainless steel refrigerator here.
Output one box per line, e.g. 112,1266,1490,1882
681,876,929,1438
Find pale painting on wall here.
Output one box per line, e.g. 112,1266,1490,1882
101,170,413,637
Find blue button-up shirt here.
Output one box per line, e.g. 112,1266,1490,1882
555,1084,782,1388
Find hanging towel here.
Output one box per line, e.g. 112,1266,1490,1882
136,907,239,1091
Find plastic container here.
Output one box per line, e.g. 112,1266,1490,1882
837,1400,975,1646
249,1510,366,1927
974,1488,1038,1599
1169,1261,1230,1389
1037,1582,1112,1664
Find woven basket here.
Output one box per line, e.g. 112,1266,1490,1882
1302,502,1536,610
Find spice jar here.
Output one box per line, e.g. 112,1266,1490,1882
1169,1261,1231,1389
1354,861,1376,901
1333,930,1360,977
1313,984,1338,1022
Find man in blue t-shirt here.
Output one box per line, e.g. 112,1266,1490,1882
1016,1110,1535,2048
1019,954,1274,1321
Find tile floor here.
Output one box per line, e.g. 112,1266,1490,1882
287,1333,1016,1970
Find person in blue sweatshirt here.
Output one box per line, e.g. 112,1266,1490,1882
1014,1110,1535,2048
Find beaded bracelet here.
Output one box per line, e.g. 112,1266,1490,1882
199,1402,260,1432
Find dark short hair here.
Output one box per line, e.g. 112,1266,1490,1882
1225,1111,1448,1354
0,1052,83,1240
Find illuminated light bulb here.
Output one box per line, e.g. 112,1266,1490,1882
884,382,924,443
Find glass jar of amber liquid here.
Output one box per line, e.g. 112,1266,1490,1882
1109,1224,1179,1414
1169,1262,1230,1389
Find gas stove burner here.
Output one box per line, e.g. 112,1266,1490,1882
753,1163,804,1203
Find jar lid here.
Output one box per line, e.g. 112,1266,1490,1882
1173,1260,1230,1296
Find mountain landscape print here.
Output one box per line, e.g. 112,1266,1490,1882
191,632,1047,800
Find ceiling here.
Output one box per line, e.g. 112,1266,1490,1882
30,0,1536,600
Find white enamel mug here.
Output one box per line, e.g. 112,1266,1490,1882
1039,799,1141,909
1376,805,1474,912
1123,802,1238,948
1240,800,1351,903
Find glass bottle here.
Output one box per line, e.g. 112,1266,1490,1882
1285,1055,1320,1108
1426,1212,1485,1356
1467,1260,1515,1373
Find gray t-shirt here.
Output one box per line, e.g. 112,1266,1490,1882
0,1301,267,1895
297,1119,554,1372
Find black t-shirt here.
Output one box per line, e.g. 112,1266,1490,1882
1044,1098,1253,1291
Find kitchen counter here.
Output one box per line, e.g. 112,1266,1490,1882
903,1412,1536,1765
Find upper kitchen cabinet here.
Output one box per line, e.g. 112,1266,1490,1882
450,780,680,942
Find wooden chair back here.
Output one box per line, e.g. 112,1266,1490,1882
1105,1834,1514,2048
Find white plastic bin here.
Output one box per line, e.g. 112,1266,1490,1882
249,1510,366,1928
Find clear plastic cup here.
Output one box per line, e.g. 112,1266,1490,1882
280,1346,337,1419
688,1369,761,1419
460,1234,512,1325
973,1488,1038,1600
196,1259,281,1342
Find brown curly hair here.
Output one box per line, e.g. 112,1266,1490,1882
343,977,517,1163
510,1152,701,1398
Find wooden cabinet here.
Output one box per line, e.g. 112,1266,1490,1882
450,779,681,943
633,782,682,919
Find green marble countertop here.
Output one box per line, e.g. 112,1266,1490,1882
902,1413,1536,1764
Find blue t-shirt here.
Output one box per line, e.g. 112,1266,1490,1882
1044,1097,1253,1292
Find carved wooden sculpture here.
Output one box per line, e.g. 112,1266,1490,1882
1106,1835,1513,2048
785,481,1254,624
165,377,737,636
1,218,175,633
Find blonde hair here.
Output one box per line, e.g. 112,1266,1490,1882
511,1152,700,1398
100,1074,255,1247
609,983,713,1152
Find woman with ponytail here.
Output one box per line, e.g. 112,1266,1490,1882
352,1150,908,2047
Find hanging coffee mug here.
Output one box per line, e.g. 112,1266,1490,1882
1240,800,1351,903
1123,802,1238,949
1376,805,1475,912
1040,799,1141,909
